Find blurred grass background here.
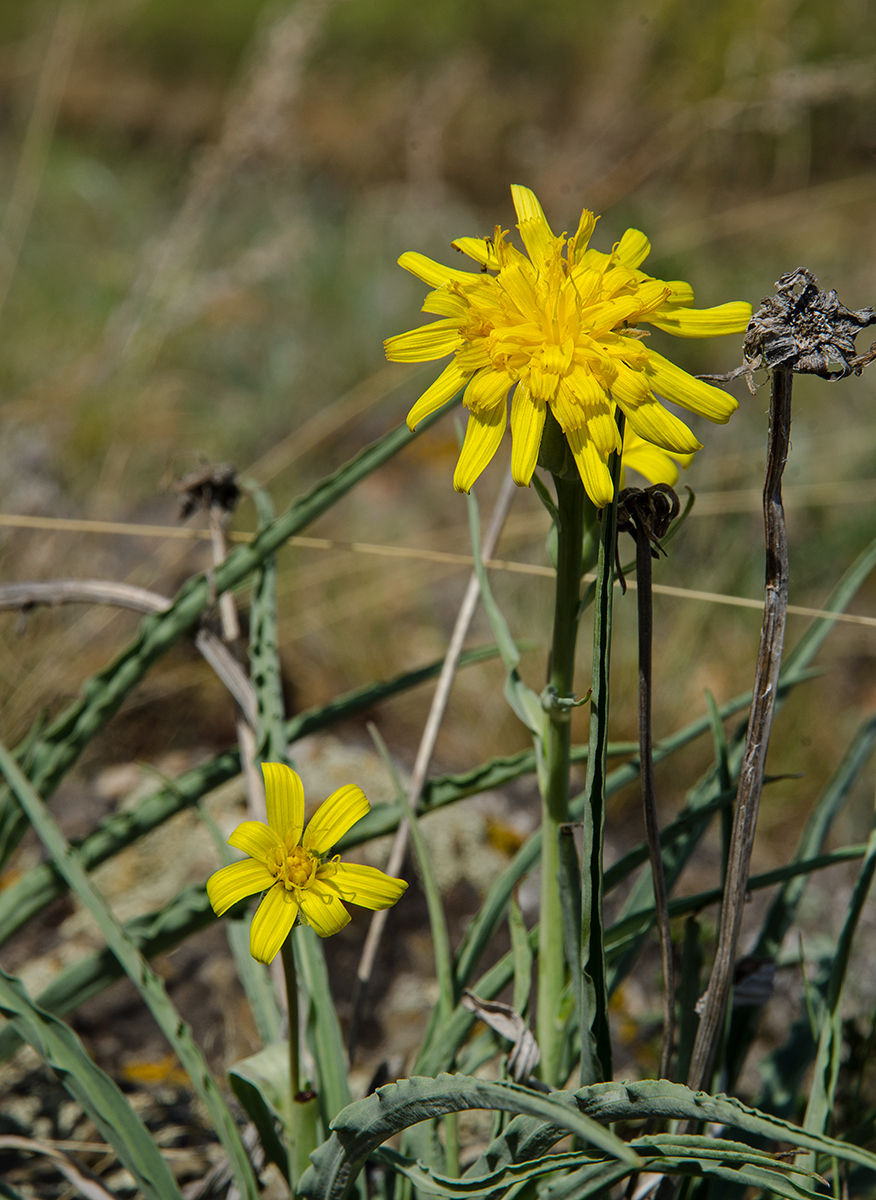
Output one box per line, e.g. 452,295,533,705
1,0,876,873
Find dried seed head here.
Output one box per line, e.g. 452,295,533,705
743,267,876,380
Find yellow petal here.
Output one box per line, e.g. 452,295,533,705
262,763,304,844
463,367,514,414
453,404,508,493
227,820,281,864
398,250,478,287
587,296,645,336
615,229,650,269
648,301,752,338
567,207,597,265
384,319,463,363
207,859,275,917
645,351,739,423
510,384,545,486
407,359,468,429
565,426,614,508
451,236,499,270
623,437,693,486
618,394,702,454
249,884,299,963
298,883,351,938
323,862,408,910
422,287,468,317
511,184,557,272
303,785,370,854
659,280,695,306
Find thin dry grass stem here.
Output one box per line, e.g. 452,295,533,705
686,366,793,1095
0,579,256,724
0,1,84,326
5,512,876,627
347,469,518,1061
207,504,263,820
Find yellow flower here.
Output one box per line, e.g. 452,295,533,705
385,185,751,506
207,763,407,963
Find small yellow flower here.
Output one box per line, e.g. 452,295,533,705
385,185,751,506
207,763,407,963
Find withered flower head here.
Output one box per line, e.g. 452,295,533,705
744,268,875,380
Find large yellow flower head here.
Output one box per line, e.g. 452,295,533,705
207,763,407,963
385,185,751,506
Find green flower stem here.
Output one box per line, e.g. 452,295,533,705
282,932,321,1190
281,936,300,1099
537,473,587,1087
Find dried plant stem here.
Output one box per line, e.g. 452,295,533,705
686,366,792,1093
348,470,517,1059
209,506,263,820
0,579,256,724
633,524,675,1081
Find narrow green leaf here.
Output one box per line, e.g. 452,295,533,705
0,964,182,1200
229,1044,291,1181
674,916,703,1084
245,481,291,765
298,1072,640,1200
295,924,353,1124
567,1078,876,1171
0,646,498,948
578,441,621,1085
726,712,876,1090
0,883,215,1063
799,797,876,1172
0,400,458,868
0,742,261,1200
509,897,533,1018
605,845,868,953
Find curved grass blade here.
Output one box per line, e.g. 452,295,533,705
452,683,788,998
726,712,876,1089
378,1135,825,1200
568,1078,876,1170
0,401,457,867
0,646,497,947
245,481,290,765
0,741,260,1200
0,964,182,1200
298,1072,639,1200
338,741,631,849
295,924,353,1125
0,882,215,1063
798,796,876,1174
415,845,865,1079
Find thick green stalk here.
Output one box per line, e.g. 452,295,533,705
537,474,586,1087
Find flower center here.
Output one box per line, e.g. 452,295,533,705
276,844,318,892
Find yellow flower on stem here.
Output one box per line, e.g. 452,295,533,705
385,184,751,506
207,763,407,963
